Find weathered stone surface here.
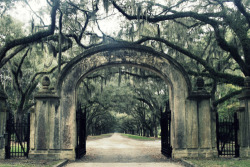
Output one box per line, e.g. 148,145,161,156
198,100,212,149
173,148,217,159
185,100,198,148
29,77,61,159
185,78,215,155
238,77,250,157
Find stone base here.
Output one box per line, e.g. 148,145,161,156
172,148,217,159
0,148,5,159
240,147,250,157
29,149,75,160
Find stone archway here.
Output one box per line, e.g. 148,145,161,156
29,42,217,160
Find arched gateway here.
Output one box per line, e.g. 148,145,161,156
28,42,217,160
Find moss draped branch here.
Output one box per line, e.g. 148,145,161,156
213,90,242,107
0,0,60,63
135,36,245,86
112,0,249,76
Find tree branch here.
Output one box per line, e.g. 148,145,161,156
135,36,245,86
187,70,245,86
112,0,222,23
233,0,250,27
113,0,249,76
213,89,242,107
0,0,59,63
0,45,28,68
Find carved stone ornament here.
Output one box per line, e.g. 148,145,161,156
42,76,50,89
34,76,59,99
196,77,205,91
188,77,210,100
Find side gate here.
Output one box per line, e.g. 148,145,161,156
160,109,172,157
75,103,86,159
5,113,30,159
216,112,239,157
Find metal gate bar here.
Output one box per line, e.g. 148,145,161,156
5,113,30,159
216,112,239,157
75,103,86,159
161,110,172,157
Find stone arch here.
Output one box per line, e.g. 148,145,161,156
29,42,216,160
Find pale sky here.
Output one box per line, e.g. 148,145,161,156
9,0,121,36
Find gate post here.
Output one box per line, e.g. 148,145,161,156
0,84,7,159
238,76,250,157
187,77,217,158
29,76,61,159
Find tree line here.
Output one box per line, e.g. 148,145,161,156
77,66,168,137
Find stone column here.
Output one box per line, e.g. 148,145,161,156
187,77,217,158
0,84,7,159
29,76,61,159
238,76,250,157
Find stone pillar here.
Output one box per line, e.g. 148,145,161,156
29,76,61,159
0,84,7,159
186,77,217,158
238,76,250,157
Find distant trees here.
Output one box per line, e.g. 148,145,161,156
77,66,168,137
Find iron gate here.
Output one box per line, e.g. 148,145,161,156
160,110,172,157
75,103,86,159
216,112,239,157
5,113,30,159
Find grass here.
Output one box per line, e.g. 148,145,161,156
10,145,27,153
187,158,250,167
87,133,113,140
121,133,158,141
0,160,61,167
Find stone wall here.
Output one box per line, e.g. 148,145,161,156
238,76,250,157
172,78,217,158
29,77,66,159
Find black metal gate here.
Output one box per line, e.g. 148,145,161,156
75,103,86,159
216,112,239,157
5,113,30,159
160,110,172,157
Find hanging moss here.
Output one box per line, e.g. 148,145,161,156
118,68,122,87
103,0,109,13
101,77,103,93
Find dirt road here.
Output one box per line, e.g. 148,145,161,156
65,133,184,167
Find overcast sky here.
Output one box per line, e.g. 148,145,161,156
9,0,122,36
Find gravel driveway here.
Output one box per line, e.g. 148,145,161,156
65,133,184,167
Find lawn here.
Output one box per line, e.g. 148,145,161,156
86,133,113,140
0,159,61,167
121,133,158,141
187,158,250,167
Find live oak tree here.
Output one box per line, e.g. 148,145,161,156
1,0,249,119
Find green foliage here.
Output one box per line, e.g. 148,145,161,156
77,66,169,137
189,158,250,167
0,0,248,124
0,15,24,44
217,84,241,118
121,133,156,141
